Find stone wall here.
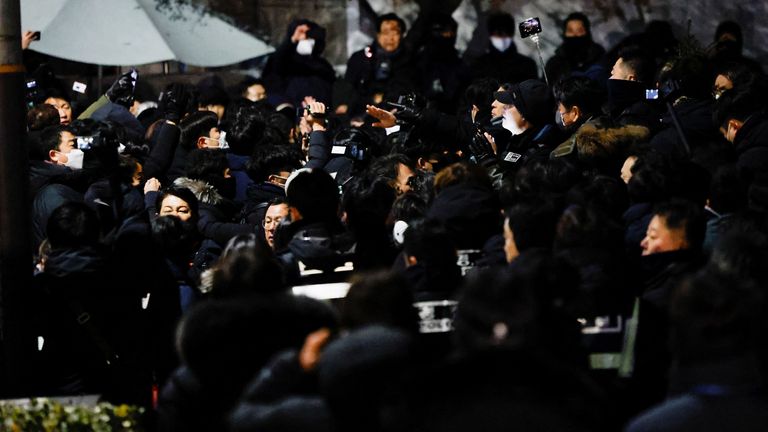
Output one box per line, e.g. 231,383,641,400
202,0,767,71
202,0,351,66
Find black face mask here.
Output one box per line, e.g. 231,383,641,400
713,39,742,59
607,79,645,113
562,36,591,63
427,36,456,60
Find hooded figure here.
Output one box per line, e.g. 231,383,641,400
413,13,472,113
708,21,764,75
262,19,336,106
545,12,606,85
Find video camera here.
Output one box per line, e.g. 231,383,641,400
331,128,372,162
386,93,425,125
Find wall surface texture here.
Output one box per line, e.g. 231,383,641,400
204,0,767,71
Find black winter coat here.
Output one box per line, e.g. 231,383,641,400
341,44,415,115
426,182,501,250
733,111,768,177
274,219,355,284
32,247,142,400
410,349,612,431
650,99,721,160
228,350,330,432
143,121,181,183
262,20,336,106
470,44,539,84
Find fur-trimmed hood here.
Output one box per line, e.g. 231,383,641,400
574,123,650,172
173,177,223,206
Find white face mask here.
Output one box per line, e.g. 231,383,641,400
392,220,408,245
64,149,84,170
490,36,513,53
218,131,229,149
296,38,315,56
502,108,524,135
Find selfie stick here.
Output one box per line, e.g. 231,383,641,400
530,34,549,85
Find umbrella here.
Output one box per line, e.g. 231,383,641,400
20,0,273,66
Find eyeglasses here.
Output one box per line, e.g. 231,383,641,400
262,217,283,228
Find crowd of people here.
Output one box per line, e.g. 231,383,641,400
18,8,768,431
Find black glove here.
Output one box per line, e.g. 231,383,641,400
387,93,424,125
106,69,136,108
159,83,193,122
467,124,496,166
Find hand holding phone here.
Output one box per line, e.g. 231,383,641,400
21,31,40,50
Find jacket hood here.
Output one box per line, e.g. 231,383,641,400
174,177,223,205
733,111,768,154
278,221,355,272
44,247,107,278
426,182,501,249
574,123,650,172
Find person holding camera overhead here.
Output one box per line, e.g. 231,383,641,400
262,19,336,108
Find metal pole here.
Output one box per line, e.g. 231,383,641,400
0,0,33,397
97,64,103,95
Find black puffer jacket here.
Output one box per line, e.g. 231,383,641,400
426,182,501,250
33,247,142,400
650,99,720,159
732,111,768,177
274,219,355,284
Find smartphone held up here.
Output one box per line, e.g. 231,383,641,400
519,17,542,39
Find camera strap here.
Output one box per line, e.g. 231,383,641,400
44,282,121,368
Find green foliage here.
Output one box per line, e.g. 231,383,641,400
0,399,144,432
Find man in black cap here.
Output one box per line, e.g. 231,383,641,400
491,79,560,170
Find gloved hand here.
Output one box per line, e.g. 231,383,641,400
386,93,424,125
468,124,496,166
159,83,193,123
106,69,137,108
